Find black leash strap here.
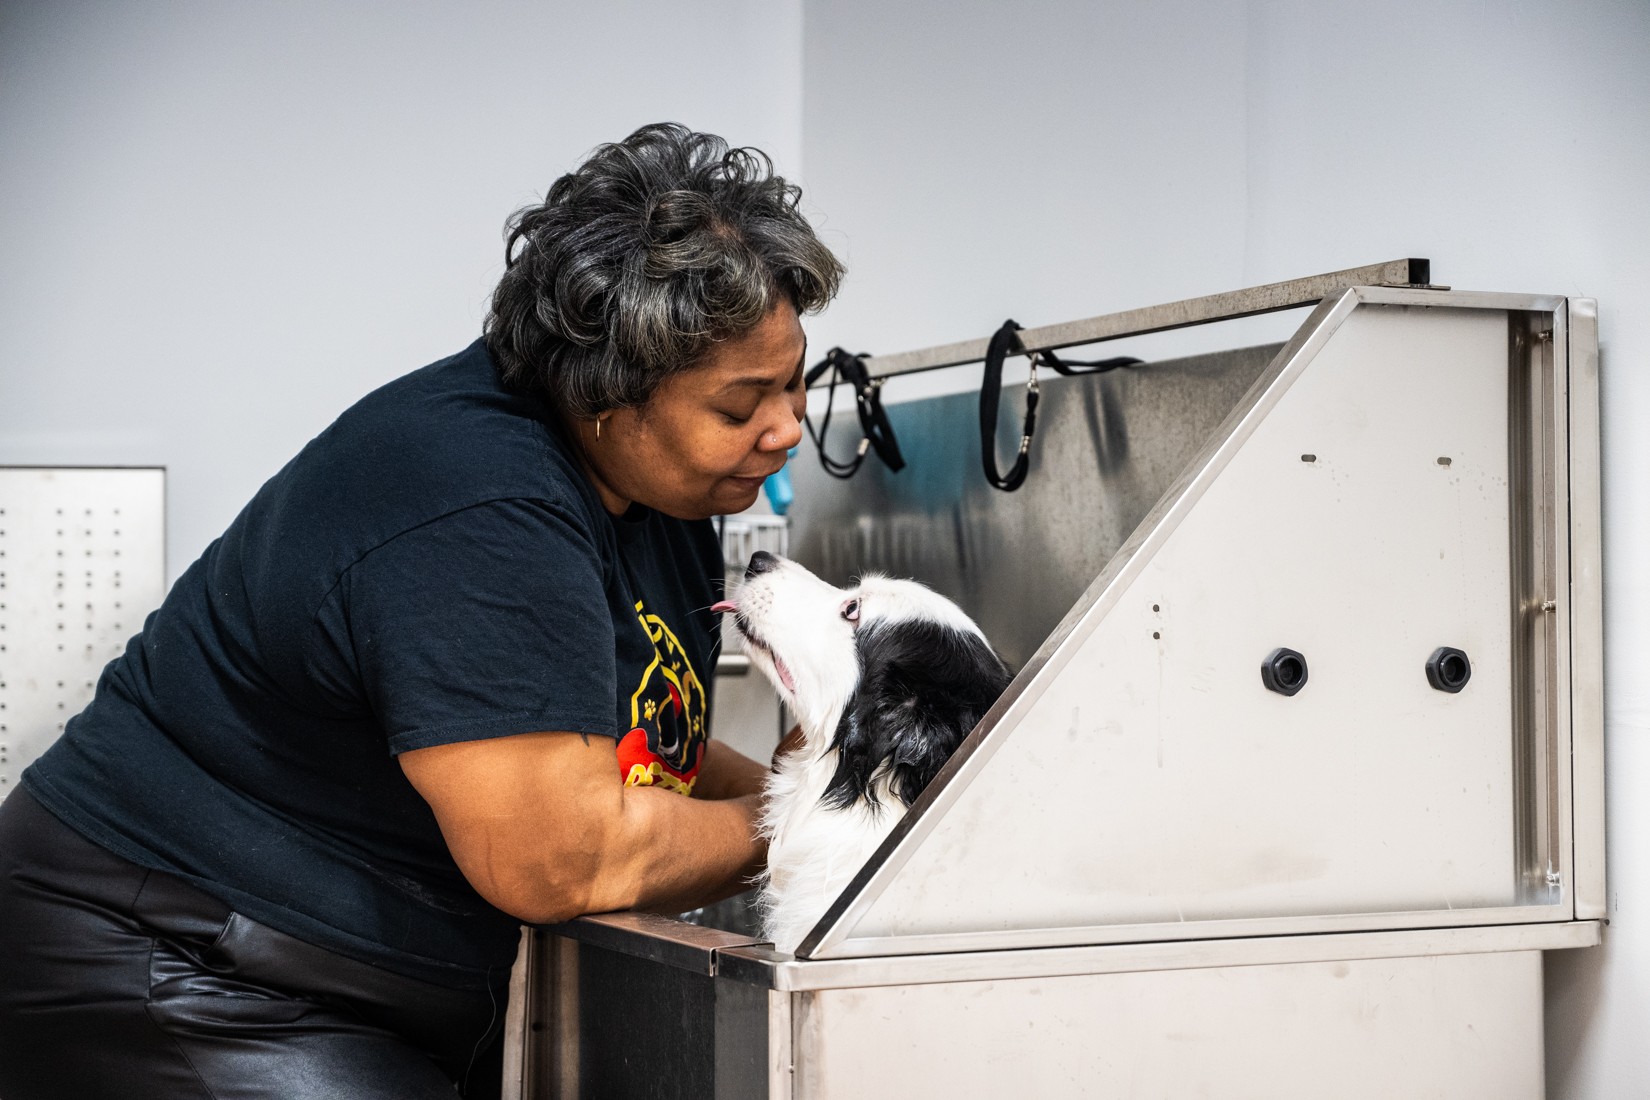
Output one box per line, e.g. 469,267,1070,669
805,347,906,479
979,320,1037,492
979,319,1143,492
1039,347,1145,377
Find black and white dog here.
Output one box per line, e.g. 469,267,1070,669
714,551,1012,953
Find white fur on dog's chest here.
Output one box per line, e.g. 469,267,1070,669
759,747,900,954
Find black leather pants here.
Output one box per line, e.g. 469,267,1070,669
0,789,505,1100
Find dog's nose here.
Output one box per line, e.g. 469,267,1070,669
745,551,780,579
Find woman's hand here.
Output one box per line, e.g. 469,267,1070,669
691,740,769,801
690,722,806,800
399,732,765,924
772,723,804,768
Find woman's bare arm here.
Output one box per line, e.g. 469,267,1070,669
400,731,764,924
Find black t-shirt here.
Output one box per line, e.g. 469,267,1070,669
23,339,723,990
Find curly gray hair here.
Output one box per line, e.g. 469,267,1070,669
484,123,844,418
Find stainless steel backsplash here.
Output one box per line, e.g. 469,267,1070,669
787,344,1281,670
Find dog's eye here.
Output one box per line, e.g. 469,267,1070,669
841,599,860,624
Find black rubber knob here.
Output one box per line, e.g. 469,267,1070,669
1261,648,1308,696
1426,647,1472,693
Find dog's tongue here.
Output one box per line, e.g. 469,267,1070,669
773,653,797,694
710,600,737,614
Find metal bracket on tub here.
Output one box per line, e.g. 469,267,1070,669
715,654,752,677
809,257,1445,388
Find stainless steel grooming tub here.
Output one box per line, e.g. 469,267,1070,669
507,263,1604,1099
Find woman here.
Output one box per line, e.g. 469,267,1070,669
0,122,842,1099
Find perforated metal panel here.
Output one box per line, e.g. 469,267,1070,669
0,468,165,801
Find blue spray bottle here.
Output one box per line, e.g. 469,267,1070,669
763,449,797,516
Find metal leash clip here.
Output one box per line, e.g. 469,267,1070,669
1018,352,1042,456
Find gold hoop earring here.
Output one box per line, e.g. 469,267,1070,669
594,418,602,441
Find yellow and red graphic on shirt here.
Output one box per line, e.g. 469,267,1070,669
615,599,707,796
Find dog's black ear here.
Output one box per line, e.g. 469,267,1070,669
823,621,1013,811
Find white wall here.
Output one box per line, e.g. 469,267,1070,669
800,0,1648,1094
0,0,803,579
798,0,1258,389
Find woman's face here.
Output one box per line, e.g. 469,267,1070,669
578,301,808,520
